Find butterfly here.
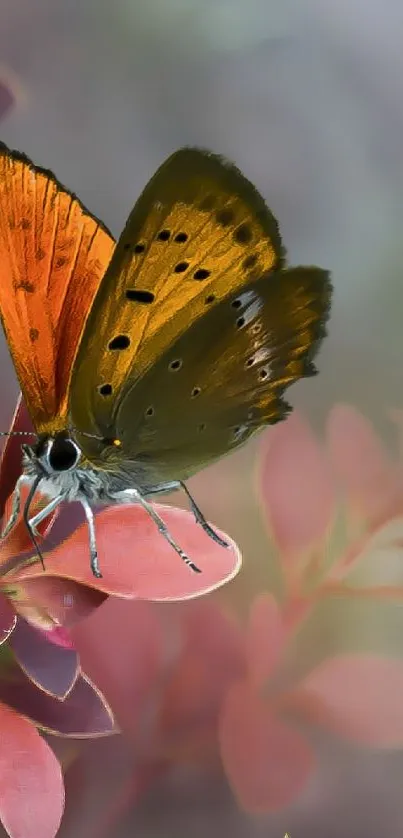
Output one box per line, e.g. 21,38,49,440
0,142,331,577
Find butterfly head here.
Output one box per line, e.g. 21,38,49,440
22,431,82,479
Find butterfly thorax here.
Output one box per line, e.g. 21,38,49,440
21,431,125,504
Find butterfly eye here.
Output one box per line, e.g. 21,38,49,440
47,435,81,472
169,359,182,371
191,387,201,398
145,406,155,417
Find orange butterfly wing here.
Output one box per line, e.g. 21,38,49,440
0,144,115,436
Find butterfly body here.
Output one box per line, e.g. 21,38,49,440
0,143,332,576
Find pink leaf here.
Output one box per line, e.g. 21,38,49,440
0,704,64,838
14,504,241,601
219,681,315,811
245,594,287,685
327,404,403,525
259,414,334,560
159,602,245,746
292,655,403,746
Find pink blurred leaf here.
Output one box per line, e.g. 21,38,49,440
159,602,245,749
14,504,241,601
219,681,315,811
328,517,403,582
180,600,246,666
0,704,64,838
73,599,162,734
327,404,403,526
245,594,287,685
0,79,15,120
259,414,334,561
291,655,403,746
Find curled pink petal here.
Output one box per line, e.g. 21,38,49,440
38,626,75,650
219,681,315,811
0,703,64,838
290,655,403,746
327,404,403,526
259,414,334,560
9,619,79,698
0,656,115,737
13,504,242,600
9,576,107,629
246,594,287,685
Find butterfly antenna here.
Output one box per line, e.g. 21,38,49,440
0,431,37,438
23,474,46,571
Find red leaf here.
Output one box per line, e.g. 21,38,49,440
291,655,403,746
0,396,32,521
327,404,403,526
0,703,64,838
259,414,334,561
219,681,315,811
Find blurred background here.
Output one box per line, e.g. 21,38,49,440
1,0,403,835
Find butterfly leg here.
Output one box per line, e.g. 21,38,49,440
179,482,229,548
147,481,229,549
28,494,64,537
1,474,30,538
23,475,46,570
80,498,102,578
111,488,201,573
